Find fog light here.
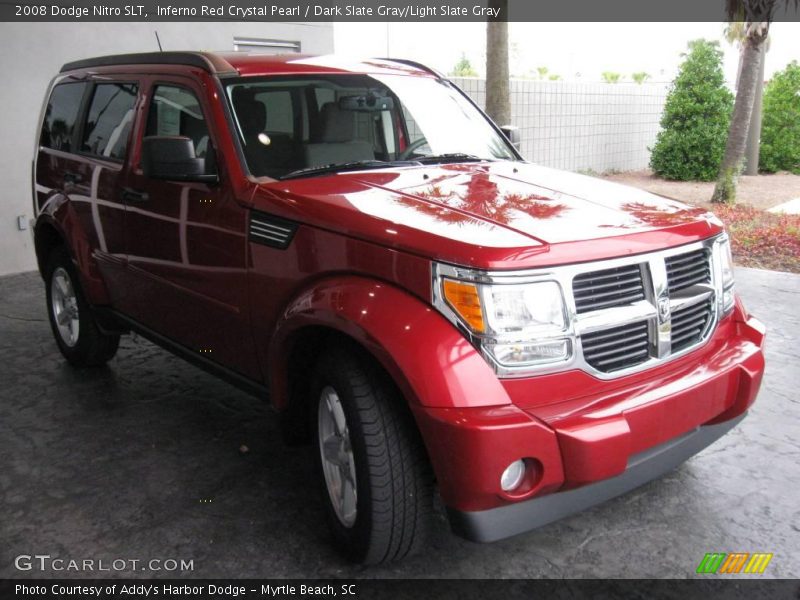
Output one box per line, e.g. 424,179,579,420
500,459,526,492
488,339,570,367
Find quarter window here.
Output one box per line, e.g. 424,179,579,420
81,83,138,160
40,82,88,153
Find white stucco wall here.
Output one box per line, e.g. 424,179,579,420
0,22,333,275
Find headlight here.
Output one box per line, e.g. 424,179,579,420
482,281,566,335
715,235,735,315
439,268,572,371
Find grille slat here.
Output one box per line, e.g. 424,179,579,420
579,326,647,345
584,339,649,361
669,268,711,288
666,249,710,294
672,327,706,345
594,349,649,368
667,252,705,267
574,280,643,297
573,265,645,314
674,315,709,331
668,260,708,276
577,293,645,312
578,331,648,352
582,321,650,372
573,273,643,288
670,299,713,352
573,284,647,302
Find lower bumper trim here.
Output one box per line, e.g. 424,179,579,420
447,414,745,543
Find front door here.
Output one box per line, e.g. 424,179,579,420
121,77,259,380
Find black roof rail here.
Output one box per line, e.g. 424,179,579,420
60,52,239,78
374,58,445,79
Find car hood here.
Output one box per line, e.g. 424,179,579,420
255,162,723,269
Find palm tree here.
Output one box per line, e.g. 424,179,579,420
724,21,770,175
485,0,510,126
711,0,798,203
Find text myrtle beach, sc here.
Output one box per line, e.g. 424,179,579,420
24,3,503,19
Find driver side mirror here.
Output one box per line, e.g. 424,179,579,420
500,125,521,151
142,136,218,184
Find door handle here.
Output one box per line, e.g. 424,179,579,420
63,171,83,185
122,187,149,203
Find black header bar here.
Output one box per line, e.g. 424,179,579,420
3,0,800,22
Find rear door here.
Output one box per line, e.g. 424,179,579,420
121,76,259,379
36,78,138,302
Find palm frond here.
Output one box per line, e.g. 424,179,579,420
725,0,800,21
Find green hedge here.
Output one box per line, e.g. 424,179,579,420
650,40,733,181
760,61,800,174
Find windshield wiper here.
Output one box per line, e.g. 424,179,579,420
414,153,489,164
280,160,419,181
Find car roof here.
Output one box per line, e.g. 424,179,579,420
60,51,440,79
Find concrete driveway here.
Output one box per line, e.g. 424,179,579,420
1,267,798,579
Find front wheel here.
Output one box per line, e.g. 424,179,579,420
45,247,120,367
311,348,433,564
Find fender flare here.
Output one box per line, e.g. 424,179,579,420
267,275,512,411
35,194,111,306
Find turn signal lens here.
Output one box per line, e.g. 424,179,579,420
443,279,485,333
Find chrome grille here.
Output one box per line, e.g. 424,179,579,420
433,236,723,380
572,243,718,374
572,264,645,314
671,299,714,352
666,248,711,294
582,320,650,372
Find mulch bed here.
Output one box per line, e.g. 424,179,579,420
710,204,800,273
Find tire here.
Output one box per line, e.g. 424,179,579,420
311,347,433,564
44,246,120,367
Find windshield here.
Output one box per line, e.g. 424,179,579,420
225,74,516,179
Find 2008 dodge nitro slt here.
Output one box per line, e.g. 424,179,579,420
33,52,765,564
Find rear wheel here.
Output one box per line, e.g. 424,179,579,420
45,247,119,367
311,347,433,564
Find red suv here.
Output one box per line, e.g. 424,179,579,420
33,52,765,564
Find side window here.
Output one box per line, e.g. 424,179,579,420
314,87,335,110
40,82,87,153
402,104,425,145
81,83,138,160
256,90,294,135
146,85,210,157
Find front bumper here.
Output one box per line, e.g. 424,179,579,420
448,414,744,542
411,310,765,542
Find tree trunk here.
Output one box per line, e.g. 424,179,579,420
485,0,510,126
735,43,745,91
711,22,769,203
744,43,766,175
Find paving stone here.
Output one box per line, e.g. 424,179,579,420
1,268,797,578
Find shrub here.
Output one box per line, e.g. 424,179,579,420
450,54,478,77
649,40,733,181
759,61,800,174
